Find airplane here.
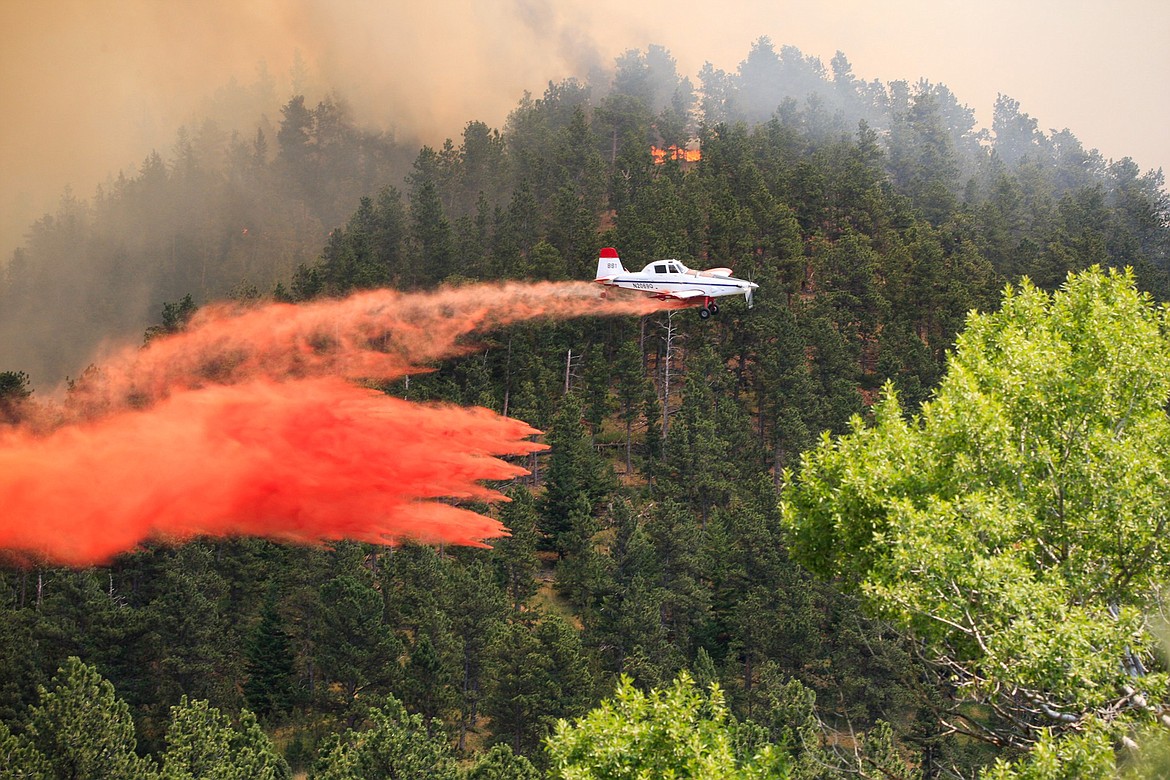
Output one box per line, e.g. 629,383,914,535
594,247,758,318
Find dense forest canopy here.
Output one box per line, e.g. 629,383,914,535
1,37,1169,779
2,37,1165,387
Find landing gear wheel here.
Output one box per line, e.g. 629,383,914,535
699,307,711,320
708,302,719,316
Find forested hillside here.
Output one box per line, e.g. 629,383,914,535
1,38,1168,778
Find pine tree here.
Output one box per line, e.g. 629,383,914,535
0,719,50,779
408,147,457,286
645,501,710,664
161,696,289,780
465,743,541,780
490,486,542,611
613,339,649,476
482,615,592,759
314,573,400,719
402,631,457,736
581,343,613,440
587,501,674,685
243,589,296,720
539,394,605,557
145,545,235,717
448,560,509,751
552,491,603,610
0,370,33,424
311,696,459,780
26,657,159,779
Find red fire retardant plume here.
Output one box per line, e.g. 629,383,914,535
1,280,682,566
58,281,683,423
0,378,544,566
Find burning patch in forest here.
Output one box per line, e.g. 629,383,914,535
651,145,701,165
0,280,679,566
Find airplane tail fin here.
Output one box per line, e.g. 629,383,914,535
595,247,626,281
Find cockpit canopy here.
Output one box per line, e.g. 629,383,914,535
642,260,688,275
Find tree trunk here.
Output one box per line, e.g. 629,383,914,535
625,419,633,475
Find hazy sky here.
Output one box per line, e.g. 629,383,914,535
2,0,1167,259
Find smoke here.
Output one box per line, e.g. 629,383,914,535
4,0,1167,269
0,281,678,565
0,0,620,265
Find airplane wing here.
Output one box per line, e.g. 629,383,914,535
699,267,733,278
654,289,706,300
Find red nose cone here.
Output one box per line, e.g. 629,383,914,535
600,247,619,258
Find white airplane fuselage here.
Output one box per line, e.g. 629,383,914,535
594,247,756,318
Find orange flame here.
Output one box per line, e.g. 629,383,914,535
651,145,701,165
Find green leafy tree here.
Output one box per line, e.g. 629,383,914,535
981,722,1115,780
782,268,1170,762
546,672,786,779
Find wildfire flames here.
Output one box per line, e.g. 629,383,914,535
0,280,679,566
651,145,701,164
